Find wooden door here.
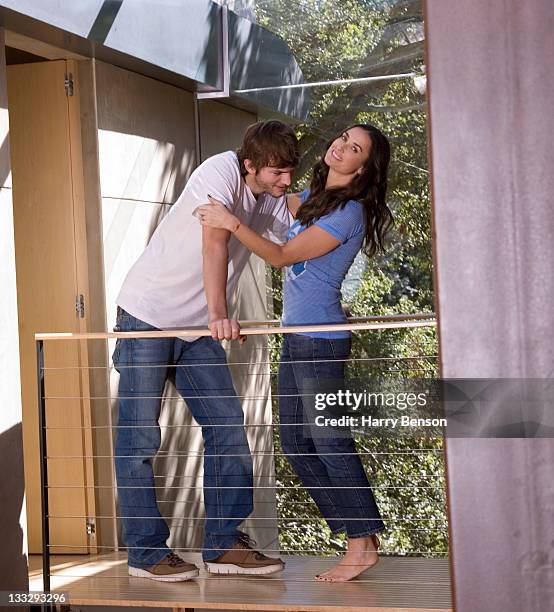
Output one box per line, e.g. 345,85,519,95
8,60,96,554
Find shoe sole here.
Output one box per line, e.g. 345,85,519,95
128,566,199,582
204,561,284,576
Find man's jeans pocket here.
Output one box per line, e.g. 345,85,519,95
112,308,137,371
112,339,122,371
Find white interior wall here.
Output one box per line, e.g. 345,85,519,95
0,28,28,591
200,100,278,551
94,67,277,554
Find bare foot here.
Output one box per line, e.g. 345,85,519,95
315,535,380,582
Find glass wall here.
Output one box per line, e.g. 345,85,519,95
248,0,446,559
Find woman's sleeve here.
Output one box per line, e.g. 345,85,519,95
314,201,365,243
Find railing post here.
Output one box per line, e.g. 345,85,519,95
36,339,51,592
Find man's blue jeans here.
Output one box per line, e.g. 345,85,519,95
279,333,384,538
112,309,253,567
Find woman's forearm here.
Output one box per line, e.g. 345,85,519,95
196,199,288,267
197,198,340,266
231,219,340,268
233,223,287,267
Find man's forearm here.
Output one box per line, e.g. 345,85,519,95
203,241,229,321
202,226,242,342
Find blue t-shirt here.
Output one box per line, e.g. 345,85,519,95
282,189,366,339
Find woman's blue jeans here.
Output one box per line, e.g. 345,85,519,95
279,333,384,538
112,309,253,567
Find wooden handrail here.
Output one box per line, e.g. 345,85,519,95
35,314,436,341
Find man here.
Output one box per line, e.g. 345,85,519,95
112,121,299,581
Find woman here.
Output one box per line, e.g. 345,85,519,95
196,124,393,582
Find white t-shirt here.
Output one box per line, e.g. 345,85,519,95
117,151,292,332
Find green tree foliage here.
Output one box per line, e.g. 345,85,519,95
256,0,446,558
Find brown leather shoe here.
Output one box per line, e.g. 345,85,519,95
128,552,199,582
205,535,285,576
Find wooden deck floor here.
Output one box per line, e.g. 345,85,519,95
29,552,452,612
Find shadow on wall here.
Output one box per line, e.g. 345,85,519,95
0,423,28,592
94,63,196,205
0,133,10,188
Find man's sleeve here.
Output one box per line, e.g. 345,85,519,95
186,155,238,211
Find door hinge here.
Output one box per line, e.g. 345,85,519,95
75,294,85,318
65,73,74,96
86,517,96,537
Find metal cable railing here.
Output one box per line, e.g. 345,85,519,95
34,314,446,589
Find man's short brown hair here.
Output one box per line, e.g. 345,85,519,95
236,120,299,174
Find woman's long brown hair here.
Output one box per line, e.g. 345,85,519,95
296,124,393,257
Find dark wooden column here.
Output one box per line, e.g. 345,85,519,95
424,1,554,610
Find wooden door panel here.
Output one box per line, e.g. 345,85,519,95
8,60,94,554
